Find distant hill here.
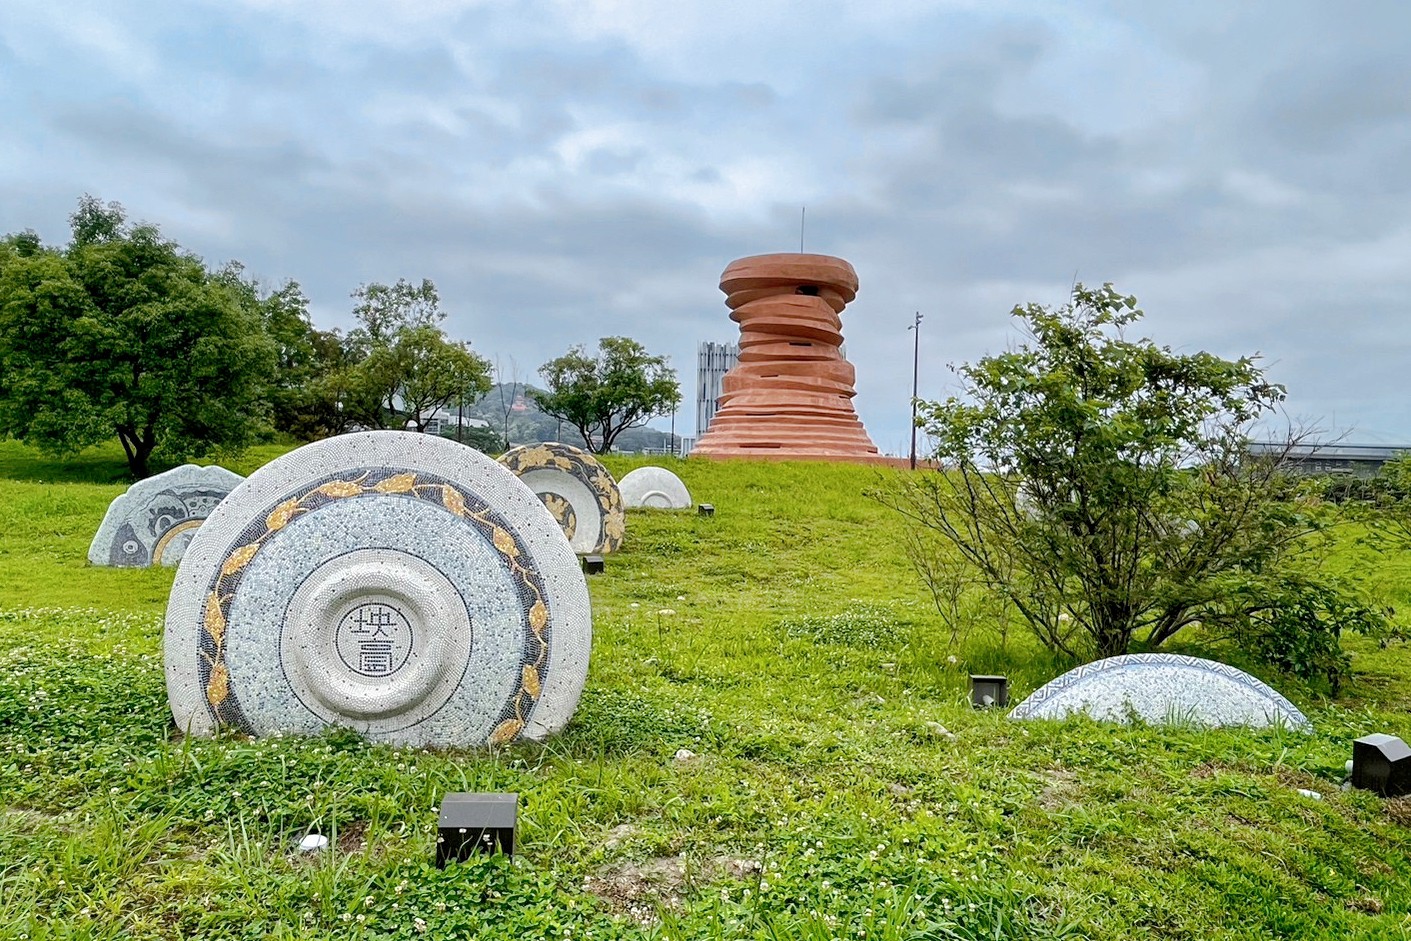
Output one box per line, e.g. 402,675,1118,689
456,383,683,454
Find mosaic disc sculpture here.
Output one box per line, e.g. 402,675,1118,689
1009,654,1311,730
618,466,692,509
89,464,245,567
692,253,880,460
498,443,625,554
165,432,591,747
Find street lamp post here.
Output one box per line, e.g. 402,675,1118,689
908,312,923,470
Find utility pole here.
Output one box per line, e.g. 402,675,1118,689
909,312,923,470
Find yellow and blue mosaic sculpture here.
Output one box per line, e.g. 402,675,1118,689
498,443,625,554
164,432,591,747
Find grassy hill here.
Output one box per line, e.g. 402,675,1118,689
1,438,1409,939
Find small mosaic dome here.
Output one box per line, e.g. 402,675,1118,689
618,466,692,509
1009,654,1311,730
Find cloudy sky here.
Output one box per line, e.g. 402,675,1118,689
3,0,1409,453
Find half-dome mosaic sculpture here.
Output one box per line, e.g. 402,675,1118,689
498,443,625,554
90,464,245,567
618,466,692,510
1009,654,1311,730
692,253,881,461
165,432,591,747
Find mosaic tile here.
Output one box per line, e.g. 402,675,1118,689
88,464,244,567
498,443,625,554
164,432,591,747
1009,654,1311,730
618,466,692,509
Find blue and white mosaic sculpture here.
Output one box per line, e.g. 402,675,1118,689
618,466,692,510
1009,654,1311,730
164,432,592,747
89,464,244,567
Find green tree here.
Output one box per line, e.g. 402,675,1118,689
217,268,347,441
880,283,1383,669
339,279,491,431
0,197,276,478
532,336,681,453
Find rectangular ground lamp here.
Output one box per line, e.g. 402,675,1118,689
970,675,1009,708
697,504,715,517
581,554,605,575
436,793,517,866
1351,734,1411,797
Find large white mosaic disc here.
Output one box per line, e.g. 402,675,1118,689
164,432,591,747
89,464,244,567
498,443,625,554
618,466,692,510
1009,654,1310,730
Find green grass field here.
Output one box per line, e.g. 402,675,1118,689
2,439,1409,940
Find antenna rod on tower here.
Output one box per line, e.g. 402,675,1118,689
800,206,806,253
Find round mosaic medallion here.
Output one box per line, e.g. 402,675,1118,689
498,443,625,554
618,466,692,510
165,432,592,747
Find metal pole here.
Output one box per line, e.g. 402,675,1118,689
909,312,923,470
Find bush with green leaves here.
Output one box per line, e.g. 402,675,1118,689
1205,574,1401,695
881,283,1392,679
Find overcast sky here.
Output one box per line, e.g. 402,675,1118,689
4,1,1409,453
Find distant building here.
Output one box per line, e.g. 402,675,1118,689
407,410,490,437
1247,442,1411,477
696,341,739,438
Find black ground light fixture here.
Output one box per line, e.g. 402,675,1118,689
1351,734,1411,797
698,504,715,517
581,554,605,575
970,675,1010,708
437,793,518,866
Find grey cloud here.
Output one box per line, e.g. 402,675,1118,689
47,100,332,196
1258,54,1411,152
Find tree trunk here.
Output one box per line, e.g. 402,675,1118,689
116,425,155,479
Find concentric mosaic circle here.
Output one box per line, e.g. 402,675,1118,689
165,432,592,747
498,443,625,554
618,466,692,510
1008,654,1310,730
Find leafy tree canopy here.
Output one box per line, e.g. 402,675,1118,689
0,196,276,478
532,336,681,453
337,279,491,432
881,283,1393,680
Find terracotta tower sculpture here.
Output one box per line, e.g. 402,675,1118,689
692,253,881,460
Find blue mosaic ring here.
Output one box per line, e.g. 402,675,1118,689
164,432,591,747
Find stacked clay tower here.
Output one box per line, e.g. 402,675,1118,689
692,253,881,460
